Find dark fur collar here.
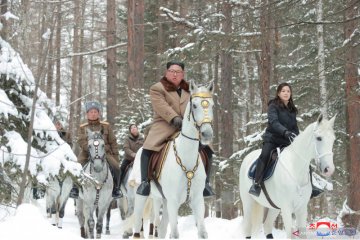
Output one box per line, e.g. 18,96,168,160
160,77,189,92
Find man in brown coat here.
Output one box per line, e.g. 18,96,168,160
70,101,122,199
119,124,144,184
136,61,215,197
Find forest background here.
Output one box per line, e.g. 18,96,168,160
0,0,359,230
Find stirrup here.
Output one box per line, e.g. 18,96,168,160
310,186,324,199
69,187,79,199
136,181,151,196
203,183,215,197
249,183,261,197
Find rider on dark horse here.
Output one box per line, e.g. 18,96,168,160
70,101,123,199
136,60,215,197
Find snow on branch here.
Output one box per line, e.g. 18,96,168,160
160,7,261,38
62,42,127,58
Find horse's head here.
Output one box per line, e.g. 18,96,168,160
313,114,336,177
189,81,214,145
87,129,106,172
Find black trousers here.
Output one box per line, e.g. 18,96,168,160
254,142,278,183
109,165,120,189
119,159,132,183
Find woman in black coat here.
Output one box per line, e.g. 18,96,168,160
249,83,299,197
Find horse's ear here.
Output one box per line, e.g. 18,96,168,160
329,114,337,128
317,114,323,124
189,80,198,93
207,81,214,94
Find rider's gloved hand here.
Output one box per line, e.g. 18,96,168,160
284,130,297,141
171,116,182,130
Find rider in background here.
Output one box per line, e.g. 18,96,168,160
119,124,144,185
249,83,323,198
69,101,123,199
136,61,215,197
33,119,72,199
55,119,72,147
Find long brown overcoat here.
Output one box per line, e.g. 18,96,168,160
123,134,144,161
143,78,190,152
77,120,120,170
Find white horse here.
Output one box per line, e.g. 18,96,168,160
76,129,113,239
45,174,72,228
133,80,214,238
239,114,336,238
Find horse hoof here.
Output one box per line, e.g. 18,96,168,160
133,233,141,239
266,233,274,239
105,230,110,235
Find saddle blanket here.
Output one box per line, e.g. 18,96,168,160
248,148,280,181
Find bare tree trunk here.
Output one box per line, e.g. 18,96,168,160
219,0,235,220
156,0,164,81
69,0,81,139
55,0,62,106
76,0,85,130
46,27,54,99
316,0,328,118
259,0,271,113
106,0,117,124
341,0,360,228
0,0,8,40
127,0,144,90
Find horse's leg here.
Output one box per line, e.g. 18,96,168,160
119,197,127,220
58,198,69,229
105,202,112,235
84,203,95,239
148,203,155,237
190,196,208,238
152,197,162,238
166,200,180,238
241,194,255,238
281,210,293,239
158,199,168,238
133,194,148,237
295,207,308,239
96,206,108,239
263,208,280,238
76,199,86,238
51,204,57,226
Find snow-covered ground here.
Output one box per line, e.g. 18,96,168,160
0,198,288,239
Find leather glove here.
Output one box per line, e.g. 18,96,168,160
171,116,182,130
284,130,297,141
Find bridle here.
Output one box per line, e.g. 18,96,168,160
312,125,334,172
181,91,213,141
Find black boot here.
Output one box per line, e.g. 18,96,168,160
69,185,79,199
136,149,153,196
203,178,215,197
111,167,123,199
249,159,266,197
309,166,324,199
202,145,215,197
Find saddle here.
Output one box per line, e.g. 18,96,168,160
248,147,285,181
148,132,209,181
